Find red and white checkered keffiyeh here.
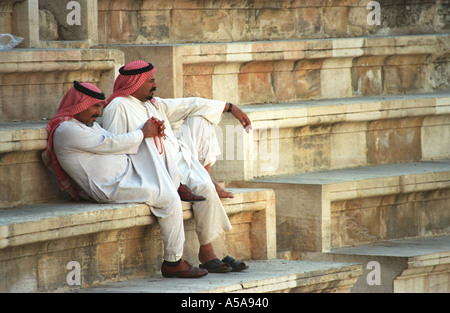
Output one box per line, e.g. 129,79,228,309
106,60,157,106
42,82,107,200
105,60,164,154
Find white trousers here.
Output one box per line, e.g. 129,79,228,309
176,117,232,244
158,117,231,261
175,116,222,167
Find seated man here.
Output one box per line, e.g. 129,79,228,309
106,61,252,199
42,81,207,278
102,60,250,273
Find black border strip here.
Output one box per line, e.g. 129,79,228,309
118,63,154,76
73,81,106,100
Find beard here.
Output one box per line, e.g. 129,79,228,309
86,114,100,127
146,87,157,101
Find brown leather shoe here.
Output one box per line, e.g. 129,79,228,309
161,260,208,278
177,184,206,202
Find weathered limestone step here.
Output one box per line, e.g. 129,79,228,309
0,121,48,154
0,48,124,122
214,92,450,181
0,122,65,209
97,0,449,45
79,259,362,293
0,188,276,292
234,161,450,254
110,34,450,103
2,90,448,207
1,0,100,48
312,235,450,293
0,188,274,250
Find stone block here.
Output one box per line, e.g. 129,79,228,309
351,56,385,96
297,7,322,37
241,161,450,255
106,34,449,106
367,117,423,165
0,150,65,208
331,122,368,169
331,189,450,248
394,258,450,293
294,59,323,100
97,0,449,44
183,64,214,99
320,58,353,99
421,115,450,160
0,49,124,122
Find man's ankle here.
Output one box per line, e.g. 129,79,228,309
163,259,182,267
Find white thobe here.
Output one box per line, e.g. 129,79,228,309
53,119,185,261
102,96,232,245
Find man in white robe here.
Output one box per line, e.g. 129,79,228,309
43,81,208,278
102,60,251,272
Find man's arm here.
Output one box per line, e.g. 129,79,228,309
223,102,252,133
54,121,145,156
157,97,252,132
157,97,226,126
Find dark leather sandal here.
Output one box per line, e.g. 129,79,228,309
222,256,249,272
199,258,232,273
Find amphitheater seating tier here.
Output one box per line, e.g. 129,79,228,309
0,0,449,293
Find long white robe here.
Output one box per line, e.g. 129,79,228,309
102,96,232,245
53,118,185,261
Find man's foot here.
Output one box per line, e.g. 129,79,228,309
199,259,232,273
161,260,208,278
213,181,234,198
198,242,231,273
177,184,206,202
222,256,249,272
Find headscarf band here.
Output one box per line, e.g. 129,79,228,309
74,81,106,100
119,63,154,76
106,60,156,106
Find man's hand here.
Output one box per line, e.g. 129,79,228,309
141,119,160,138
150,116,166,138
227,103,252,133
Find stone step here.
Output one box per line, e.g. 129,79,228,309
314,235,450,293
97,0,449,45
0,188,276,292
234,161,450,255
0,48,124,122
111,33,450,104
78,259,362,293
1,91,449,207
6,1,448,47
214,91,450,181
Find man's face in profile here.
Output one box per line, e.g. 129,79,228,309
73,103,103,126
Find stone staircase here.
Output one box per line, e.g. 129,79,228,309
0,188,278,292
1,0,449,293
80,259,361,293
